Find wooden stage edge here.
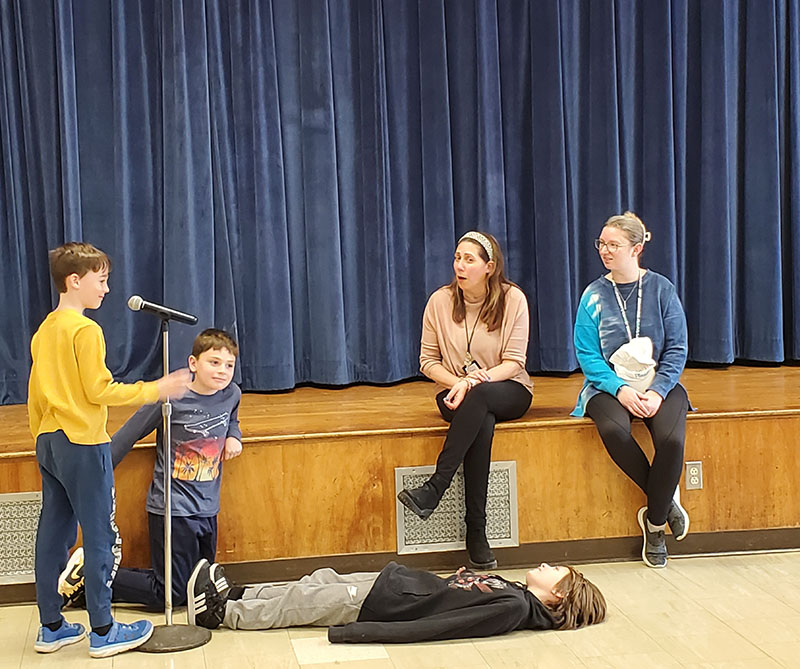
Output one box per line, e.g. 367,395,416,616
4,365,800,456
1,365,800,605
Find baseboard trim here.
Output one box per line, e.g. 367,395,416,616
4,527,798,605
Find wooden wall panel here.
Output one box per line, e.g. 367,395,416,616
494,426,645,542
2,391,799,568
114,448,157,567
683,417,800,531
0,455,40,493
218,438,391,561
217,442,286,562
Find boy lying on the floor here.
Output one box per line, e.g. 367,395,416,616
187,559,606,643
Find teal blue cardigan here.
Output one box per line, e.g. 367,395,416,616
572,270,688,417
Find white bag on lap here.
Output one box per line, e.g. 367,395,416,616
609,336,656,393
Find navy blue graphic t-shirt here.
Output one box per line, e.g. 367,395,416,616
110,385,242,517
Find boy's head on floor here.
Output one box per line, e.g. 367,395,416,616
546,565,606,630
188,329,238,395
49,242,112,310
524,562,606,629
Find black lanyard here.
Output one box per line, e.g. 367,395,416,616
464,299,487,361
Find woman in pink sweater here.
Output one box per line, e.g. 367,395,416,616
398,231,532,569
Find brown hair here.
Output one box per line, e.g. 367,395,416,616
603,211,651,247
191,328,239,358
49,242,111,293
547,567,607,630
448,232,517,332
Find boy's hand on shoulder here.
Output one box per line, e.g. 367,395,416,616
157,368,191,400
223,437,242,460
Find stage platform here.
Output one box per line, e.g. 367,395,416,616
2,365,800,596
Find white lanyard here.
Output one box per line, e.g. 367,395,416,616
610,272,642,341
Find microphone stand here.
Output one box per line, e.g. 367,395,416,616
140,317,211,652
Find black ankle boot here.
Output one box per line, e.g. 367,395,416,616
397,475,447,519
397,481,440,519
466,528,497,570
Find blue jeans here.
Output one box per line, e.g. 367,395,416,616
35,431,121,629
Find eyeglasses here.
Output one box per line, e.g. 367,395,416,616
594,239,629,253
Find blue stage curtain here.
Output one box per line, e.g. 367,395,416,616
1,0,799,404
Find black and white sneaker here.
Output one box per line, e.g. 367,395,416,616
637,507,667,569
187,559,226,629
58,547,85,605
210,562,231,599
63,590,86,609
187,559,211,626
666,499,690,541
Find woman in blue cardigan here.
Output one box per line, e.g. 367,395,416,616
572,212,690,569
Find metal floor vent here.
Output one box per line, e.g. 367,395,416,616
395,462,518,555
0,492,41,584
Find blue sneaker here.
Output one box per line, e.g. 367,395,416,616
34,619,86,653
88,619,153,658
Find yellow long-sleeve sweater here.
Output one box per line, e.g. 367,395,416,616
28,309,159,445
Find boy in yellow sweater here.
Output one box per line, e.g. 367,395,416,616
28,242,189,658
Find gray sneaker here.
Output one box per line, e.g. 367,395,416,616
666,499,690,541
637,507,667,568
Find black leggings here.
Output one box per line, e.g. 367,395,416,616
585,385,689,525
434,380,532,527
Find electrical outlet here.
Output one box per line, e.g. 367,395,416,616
685,461,703,490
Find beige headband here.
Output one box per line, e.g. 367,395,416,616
458,231,493,261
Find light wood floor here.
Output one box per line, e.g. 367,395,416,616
3,551,799,668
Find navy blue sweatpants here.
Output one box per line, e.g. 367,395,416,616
35,431,121,629
112,513,217,609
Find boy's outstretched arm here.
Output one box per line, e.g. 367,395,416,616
110,403,162,469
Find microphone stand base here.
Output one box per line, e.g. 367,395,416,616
138,623,212,653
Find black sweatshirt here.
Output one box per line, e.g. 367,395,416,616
328,562,556,644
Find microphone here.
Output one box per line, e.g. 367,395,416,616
127,295,198,325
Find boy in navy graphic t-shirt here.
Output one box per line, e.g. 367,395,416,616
59,329,242,610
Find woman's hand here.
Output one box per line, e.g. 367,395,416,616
444,378,472,410
641,390,663,417
616,385,650,418
466,369,491,383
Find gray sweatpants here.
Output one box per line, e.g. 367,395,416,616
223,568,379,630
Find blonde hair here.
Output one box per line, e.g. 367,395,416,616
448,232,517,332
548,567,607,630
49,242,111,293
603,211,651,247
